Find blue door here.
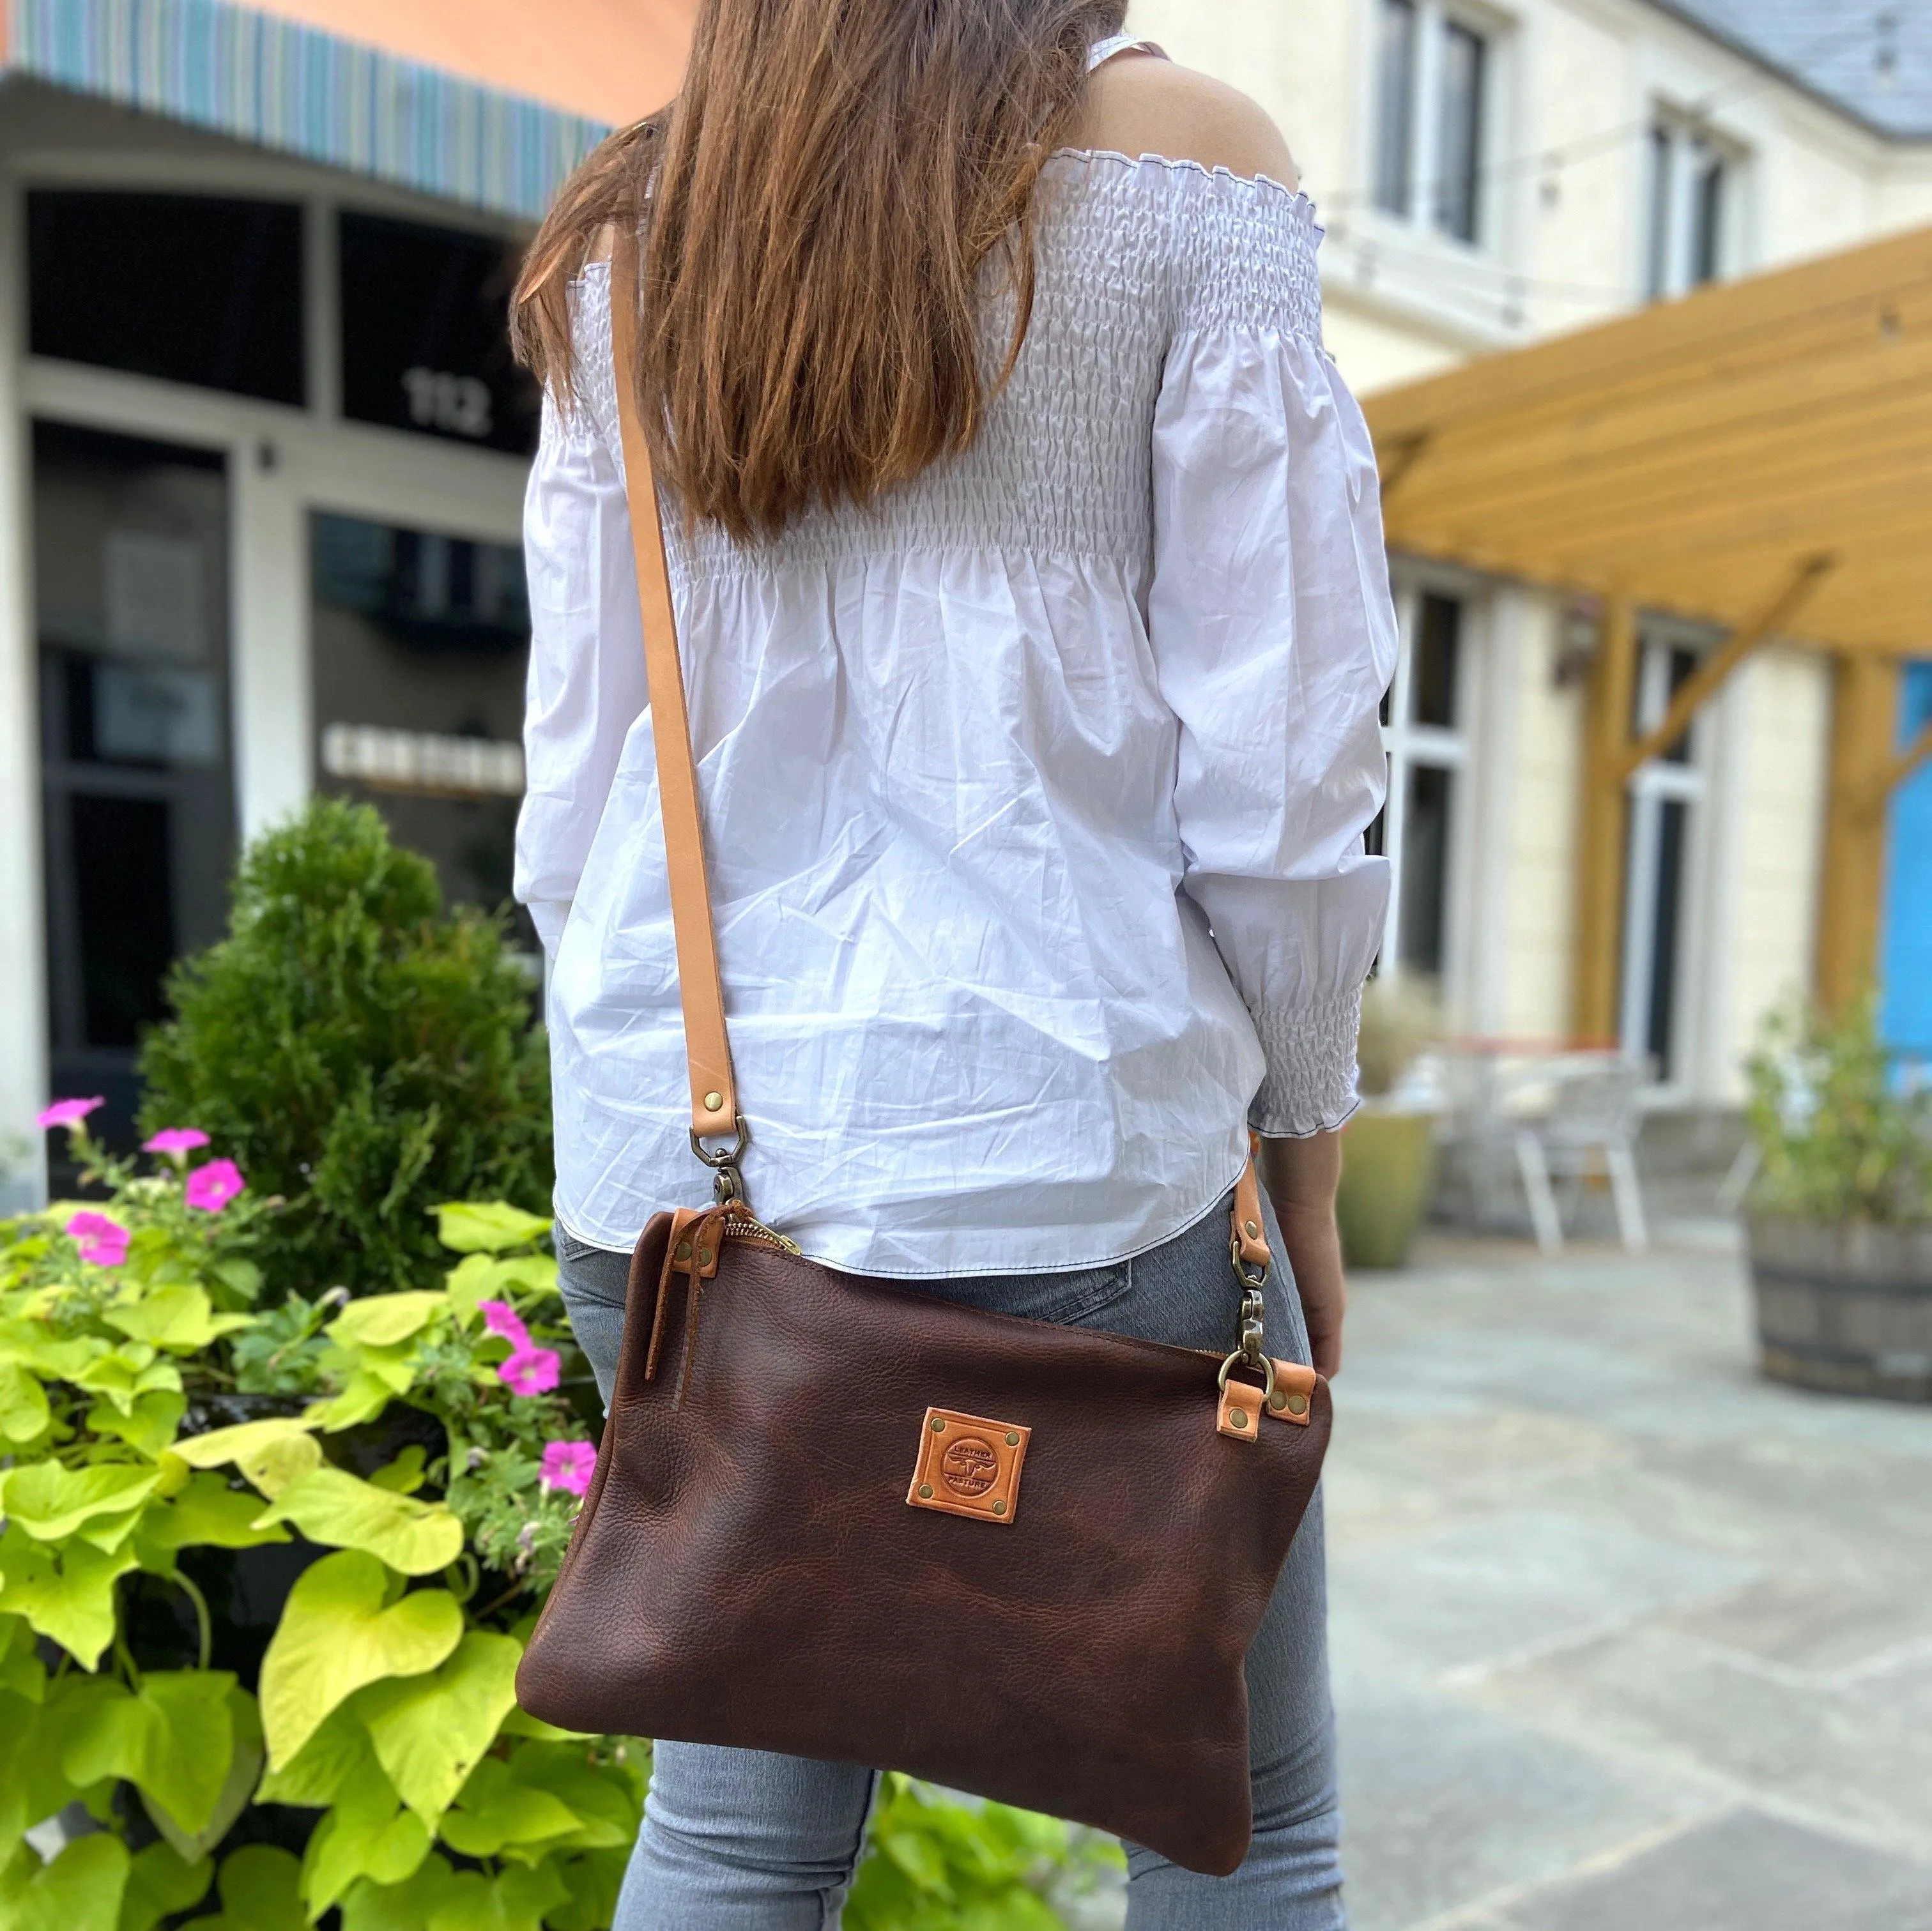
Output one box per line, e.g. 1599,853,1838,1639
1881,662,1932,1060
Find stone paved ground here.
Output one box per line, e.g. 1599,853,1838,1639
1330,1210,1932,1931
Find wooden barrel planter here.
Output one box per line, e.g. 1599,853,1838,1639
1747,1214,1932,1402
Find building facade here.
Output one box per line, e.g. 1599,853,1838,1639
0,0,691,1202
1133,0,1932,1098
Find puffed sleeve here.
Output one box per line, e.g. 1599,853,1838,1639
514,369,647,956
1149,294,1397,1136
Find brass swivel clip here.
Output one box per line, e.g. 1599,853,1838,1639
690,1115,751,1209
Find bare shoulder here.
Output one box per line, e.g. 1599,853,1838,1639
1075,56,1299,190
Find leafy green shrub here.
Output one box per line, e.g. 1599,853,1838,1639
1746,995,1932,1224
138,799,552,1297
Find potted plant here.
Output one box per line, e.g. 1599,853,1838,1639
1743,996,1932,1401
1334,979,1441,1270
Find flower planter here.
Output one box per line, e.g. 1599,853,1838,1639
1747,1214,1932,1402
1336,1110,1438,1271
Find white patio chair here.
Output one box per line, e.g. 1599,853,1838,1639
1514,1058,1652,1255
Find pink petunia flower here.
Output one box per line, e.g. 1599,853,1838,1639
500,1348,562,1397
38,1097,103,1132
143,1127,210,1159
540,1439,597,1497
479,1299,532,1352
67,1210,130,1269
184,1158,245,1213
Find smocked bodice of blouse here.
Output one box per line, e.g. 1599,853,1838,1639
517,151,1397,1277
569,151,1324,577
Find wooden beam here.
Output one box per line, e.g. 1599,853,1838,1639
1615,556,1836,779
1375,431,1432,504
1365,222,1932,444
1572,595,1637,1045
1880,721,1932,796
1816,654,1900,1011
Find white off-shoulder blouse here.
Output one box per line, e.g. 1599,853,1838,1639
516,144,1397,1277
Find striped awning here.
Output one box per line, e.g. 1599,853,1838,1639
3,0,635,222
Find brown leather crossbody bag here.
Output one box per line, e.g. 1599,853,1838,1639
514,233,1333,1875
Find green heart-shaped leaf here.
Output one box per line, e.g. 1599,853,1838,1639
171,1417,319,1473
0,1362,50,1444
253,1701,378,1808
424,1861,567,1931
0,1833,130,1931
141,1686,262,1860
178,1845,305,1931
326,1294,447,1350
88,1389,187,1459
299,1769,431,1919
139,1474,292,1552
438,1757,581,1859
118,1840,212,1931
257,1552,461,1768
432,1202,552,1255
104,1286,231,1352
62,1670,236,1835
1,1462,161,1541
0,1524,138,1668
356,1630,522,1826
337,1852,461,1931
251,1469,463,1575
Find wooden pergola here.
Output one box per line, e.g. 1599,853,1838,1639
1361,222,1932,1040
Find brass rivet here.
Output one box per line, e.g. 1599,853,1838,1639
674,1240,691,1262
1287,1394,1308,1416
1269,1389,1288,1410
1230,1407,1248,1429
1005,1432,1019,1446
703,1090,723,1111
918,1484,933,1499
992,1500,1006,1515
1245,1218,1260,1238
697,1248,713,1267
931,1417,945,1432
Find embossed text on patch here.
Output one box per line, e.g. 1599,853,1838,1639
907,1408,1029,1524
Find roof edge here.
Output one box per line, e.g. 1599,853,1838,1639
1637,0,1932,144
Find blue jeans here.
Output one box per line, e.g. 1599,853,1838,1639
555,1187,1344,1930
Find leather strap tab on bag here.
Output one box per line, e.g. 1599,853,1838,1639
610,229,739,1143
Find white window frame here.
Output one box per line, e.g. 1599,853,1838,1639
1380,577,1481,1005
1619,625,1717,1092
1644,112,1745,301
1367,0,1503,252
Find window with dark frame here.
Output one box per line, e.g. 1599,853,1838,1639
27,192,305,404
337,211,540,456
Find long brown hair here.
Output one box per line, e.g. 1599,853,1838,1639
512,0,1126,539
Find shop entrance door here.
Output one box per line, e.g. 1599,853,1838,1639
34,420,236,1154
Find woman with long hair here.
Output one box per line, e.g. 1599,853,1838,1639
512,4,1393,1923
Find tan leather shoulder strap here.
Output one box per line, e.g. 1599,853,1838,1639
609,229,739,1142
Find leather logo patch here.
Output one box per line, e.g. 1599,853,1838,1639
907,1408,1029,1525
